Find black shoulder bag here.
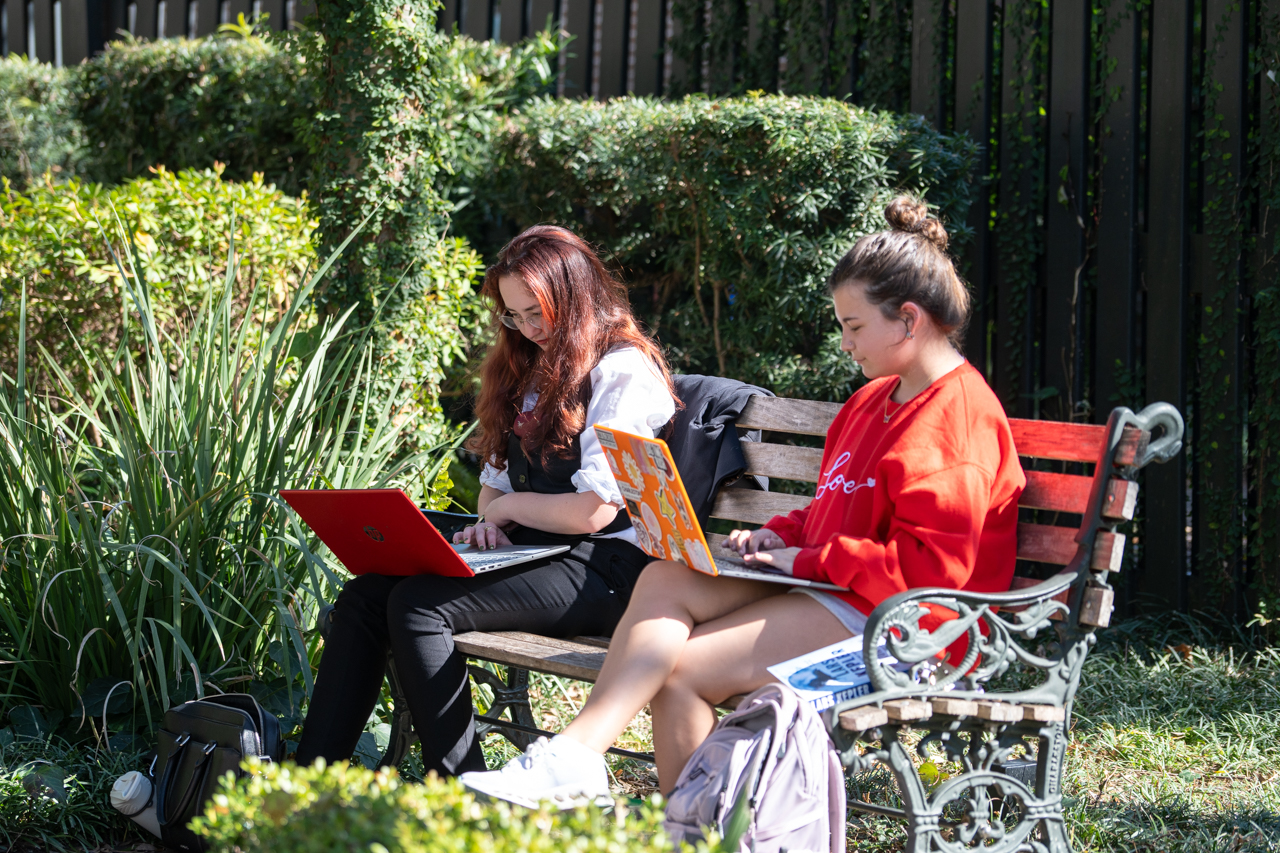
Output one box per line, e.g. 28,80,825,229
150,693,284,851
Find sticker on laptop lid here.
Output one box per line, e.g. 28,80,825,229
594,426,619,449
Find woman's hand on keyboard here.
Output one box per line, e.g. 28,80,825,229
741,546,799,575
453,522,513,551
724,527,786,556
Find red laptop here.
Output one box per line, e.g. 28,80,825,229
279,489,569,577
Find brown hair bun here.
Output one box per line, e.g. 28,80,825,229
826,196,969,348
884,196,949,252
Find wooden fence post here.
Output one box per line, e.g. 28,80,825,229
1143,0,1192,611
1042,0,1090,423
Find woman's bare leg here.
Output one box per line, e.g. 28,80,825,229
650,592,851,791
561,560,783,753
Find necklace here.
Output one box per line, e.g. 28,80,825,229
883,382,904,423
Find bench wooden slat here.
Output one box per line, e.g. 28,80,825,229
1009,419,1148,466
737,397,841,436
1017,524,1125,571
1020,471,1138,520
711,489,811,525
455,631,607,683
839,705,889,731
1020,470,1092,514
741,442,825,483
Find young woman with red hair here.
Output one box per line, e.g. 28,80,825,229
296,225,677,777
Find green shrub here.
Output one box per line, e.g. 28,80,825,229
0,224,460,738
77,30,312,193
437,30,562,226
0,57,87,190
0,166,315,399
481,94,977,401
193,758,712,853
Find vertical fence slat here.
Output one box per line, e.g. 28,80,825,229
528,0,557,32
1143,0,1192,611
133,0,157,39
1093,3,1141,615
910,0,940,122
1094,7,1140,417
258,0,283,30
954,0,994,376
631,0,661,94
992,1,1019,409
31,0,50,60
499,0,522,41
594,0,626,97
1043,0,1090,423
463,0,490,40
1194,0,1249,617
561,0,593,96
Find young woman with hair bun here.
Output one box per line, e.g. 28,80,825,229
461,197,1026,808
296,225,678,778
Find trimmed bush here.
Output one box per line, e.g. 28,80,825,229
0,166,315,398
77,30,312,193
481,95,977,401
0,57,86,190
192,759,710,853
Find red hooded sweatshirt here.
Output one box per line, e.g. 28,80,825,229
765,362,1024,640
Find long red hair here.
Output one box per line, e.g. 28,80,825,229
468,225,677,467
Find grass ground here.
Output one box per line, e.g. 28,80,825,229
466,613,1280,852
3,614,1277,851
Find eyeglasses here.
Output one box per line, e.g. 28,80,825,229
500,311,545,331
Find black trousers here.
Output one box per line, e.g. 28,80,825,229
295,527,649,777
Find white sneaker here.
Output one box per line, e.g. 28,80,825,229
460,735,612,810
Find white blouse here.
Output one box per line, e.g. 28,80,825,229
479,346,677,542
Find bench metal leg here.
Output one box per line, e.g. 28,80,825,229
842,721,1072,853
469,663,538,751
380,655,419,769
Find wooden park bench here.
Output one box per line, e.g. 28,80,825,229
336,394,1183,850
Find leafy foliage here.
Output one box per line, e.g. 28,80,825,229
299,0,451,325
0,57,87,191
76,29,312,194
192,758,712,853
0,228,458,740
481,94,976,401
0,733,149,852
0,166,315,399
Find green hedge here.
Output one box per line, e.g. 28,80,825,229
0,57,86,190
0,166,315,397
481,95,977,401
193,759,711,853
77,31,312,193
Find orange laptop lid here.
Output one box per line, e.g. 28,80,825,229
591,426,719,575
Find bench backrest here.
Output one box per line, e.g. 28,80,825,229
710,396,1148,627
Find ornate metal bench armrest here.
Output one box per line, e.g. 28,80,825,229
859,572,1077,695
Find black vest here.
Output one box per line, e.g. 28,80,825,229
505,431,633,536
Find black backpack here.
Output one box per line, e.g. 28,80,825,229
151,693,284,851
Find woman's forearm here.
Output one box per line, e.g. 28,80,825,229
485,490,620,535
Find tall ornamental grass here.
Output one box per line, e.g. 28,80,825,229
0,230,459,741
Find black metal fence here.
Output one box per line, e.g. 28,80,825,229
904,0,1279,622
